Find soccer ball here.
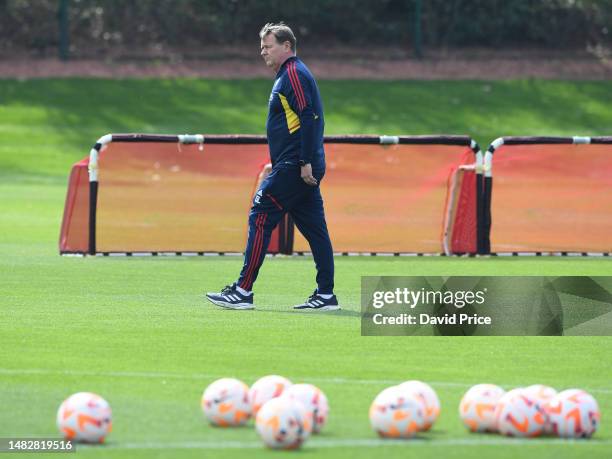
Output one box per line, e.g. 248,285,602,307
56,392,112,443
201,378,250,427
459,384,505,432
255,397,312,449
249,375,292,416
543,389,600,438
369,386,425,438
494,388,546,437
282,383,329,433
523,384,557,403
398,380,440,431
523,384,557,434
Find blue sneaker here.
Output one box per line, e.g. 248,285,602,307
206,284,254,310
293,291,340,311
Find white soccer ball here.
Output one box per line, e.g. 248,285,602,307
282,383,329,433
398,380,440,431
523,384,558,434
459,384,505,432
255,397,312,449
56,392,112,443
543,389,600,438
523,384,557,403
249,375,292,416
369,386,425,438
201,378,251,427
494,388,546,437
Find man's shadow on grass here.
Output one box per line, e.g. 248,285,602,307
250,308,361,318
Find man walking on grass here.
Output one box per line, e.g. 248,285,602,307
206,22,339,312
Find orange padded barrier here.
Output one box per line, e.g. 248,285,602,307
293,144,475,253
489,143,612,253
59,135,478,254
442,166,478,254
96,142,269,253
59,158,89,253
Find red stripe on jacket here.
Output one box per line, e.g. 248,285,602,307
288,62,306,111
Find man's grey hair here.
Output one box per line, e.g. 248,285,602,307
259,22,297,52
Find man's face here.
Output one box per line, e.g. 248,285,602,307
260,33,291,70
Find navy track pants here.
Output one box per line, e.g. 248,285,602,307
236,167,334,294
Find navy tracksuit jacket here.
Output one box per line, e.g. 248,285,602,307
236,56,334,294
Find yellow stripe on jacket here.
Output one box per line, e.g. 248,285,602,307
279,94,301,134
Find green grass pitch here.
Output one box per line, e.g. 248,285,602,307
0,78,611,458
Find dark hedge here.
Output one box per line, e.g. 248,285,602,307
1,0,610,56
